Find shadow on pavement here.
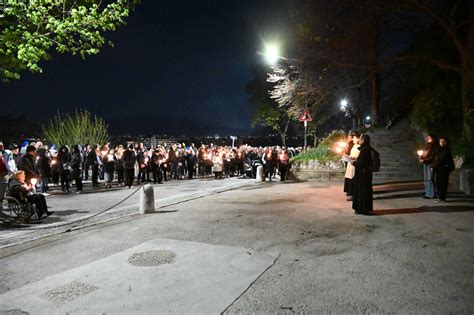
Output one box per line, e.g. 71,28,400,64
373,182,424,194
149,210,179,214
373,205,474,215
374,192,425,200
52,210,90,216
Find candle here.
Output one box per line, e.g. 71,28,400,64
417,150,423,157
30,178,38,186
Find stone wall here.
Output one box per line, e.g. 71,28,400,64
449,168,474,196
289,160,345,182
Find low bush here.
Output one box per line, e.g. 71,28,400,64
291,145,340,163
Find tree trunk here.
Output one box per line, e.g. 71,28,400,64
370,0,380,122
461,2,474,140
461,53,474,140
280,132,287,147
279,119,290,147
355,86,364,128
371,74,379,122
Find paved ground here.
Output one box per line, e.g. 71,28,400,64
0,177,254,247
0,179,473,314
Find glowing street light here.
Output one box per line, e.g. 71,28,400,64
263,44,280,65
340,99,348,110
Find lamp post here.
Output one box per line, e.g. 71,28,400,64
230,136,237,148
340,99,356,130
262,44,310,148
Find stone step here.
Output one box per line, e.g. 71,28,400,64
379,166,422,172
380,158,419,163
373,178,422,184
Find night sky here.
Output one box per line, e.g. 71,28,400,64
2,1,292,136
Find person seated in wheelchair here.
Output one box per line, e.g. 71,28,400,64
8,170,53,218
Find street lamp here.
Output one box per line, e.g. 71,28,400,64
230,136,237,148
263,44,280,65
340,99,348,110
261,43,310,148
340,99,356,130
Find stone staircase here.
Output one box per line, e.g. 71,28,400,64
367,119,424,184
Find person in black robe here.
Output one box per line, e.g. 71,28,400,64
351,134,373,215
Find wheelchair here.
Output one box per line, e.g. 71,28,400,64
0,182,39,224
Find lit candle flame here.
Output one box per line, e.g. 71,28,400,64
335,147,343,154
30,178,38,186
417,150,423,157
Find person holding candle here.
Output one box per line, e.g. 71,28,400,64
115,146,125,186
344,132,361,201
277,148,290,181
263,147,277,181
102,149,116,189
151,149,163,184
419,134,440,199
8,170,53,218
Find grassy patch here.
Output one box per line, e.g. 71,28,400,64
291,145,340,163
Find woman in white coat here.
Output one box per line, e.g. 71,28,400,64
343,132,361,201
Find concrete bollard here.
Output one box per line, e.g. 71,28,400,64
139,184,155,214
256,165,264,182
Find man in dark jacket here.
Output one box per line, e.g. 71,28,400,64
88,145,100,186
36,147,51,193
351,134,373,215
185,149,197,179
419,134,440,199
122,144,136,188
431,137,454,202
70,145,83,193
17,145,38,183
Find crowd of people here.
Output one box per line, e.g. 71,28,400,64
0,131,456,220
341,131,455,216
0,141,299,194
